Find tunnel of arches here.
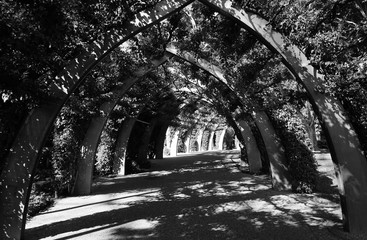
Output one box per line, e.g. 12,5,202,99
1,0,367,239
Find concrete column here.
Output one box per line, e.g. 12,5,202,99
252,111,291,190
208,130,215,151
73,102,114,196
218,127,227,150
184,130,191,153
137,118,158,161
163,127,173,157
234,136,240,150
196,129,204,152
170,129,180,157
154,123,169,159
200,129,210,151
238,120,262,173
112,118,136,176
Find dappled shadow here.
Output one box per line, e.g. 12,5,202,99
24,150,354,240
199,0,367,233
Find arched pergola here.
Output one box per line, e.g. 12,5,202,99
1,1,367,238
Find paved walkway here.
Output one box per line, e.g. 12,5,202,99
25,150,365,239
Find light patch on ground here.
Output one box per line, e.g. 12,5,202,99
119,219,160,230
38,223,119,240
213,202,251,214
26,189,161,229
172,193,191,199
210,223,228,232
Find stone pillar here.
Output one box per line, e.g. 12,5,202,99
154,123,169,159
73,102,115,196
163,127,172,157
234,136,241,150
137,118,158,161
238,120,262,173
252,111,291,190
218,127,227,150
184,130,191,153
208,130,215,151
170,129,180,157
196,129,204,152
112,118,136,176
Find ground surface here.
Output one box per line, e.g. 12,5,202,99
25,150,367,240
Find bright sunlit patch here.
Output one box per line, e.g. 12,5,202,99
38,223,119,240
118,170,173,180
242,217,265,228
214,202,251,214
246,199,283,216
211,224,228,232
173,193,191,199
120,219,160,230
177,168,201,173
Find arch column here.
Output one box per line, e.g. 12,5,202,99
169,129,180,157
208,125,218,151
184,130,191,153
238,120,262,173
112,118,136,176
218,127,227,151
137,118,158,162
196,128,204,152
200,128,211,151
154,123,170,159
234,137,240,150
252,112,291,190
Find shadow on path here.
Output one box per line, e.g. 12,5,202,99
25,150,359,240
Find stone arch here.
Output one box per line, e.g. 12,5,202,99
1,0,366,238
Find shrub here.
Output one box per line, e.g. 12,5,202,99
27,184,54,218
269,107,318,193
284,131,318,193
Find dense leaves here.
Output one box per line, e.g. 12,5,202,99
269,105,318,193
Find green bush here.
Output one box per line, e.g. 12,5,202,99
270,108,318,193
283,131,318,193
27,184,54,218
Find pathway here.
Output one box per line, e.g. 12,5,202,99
25,150,365,239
